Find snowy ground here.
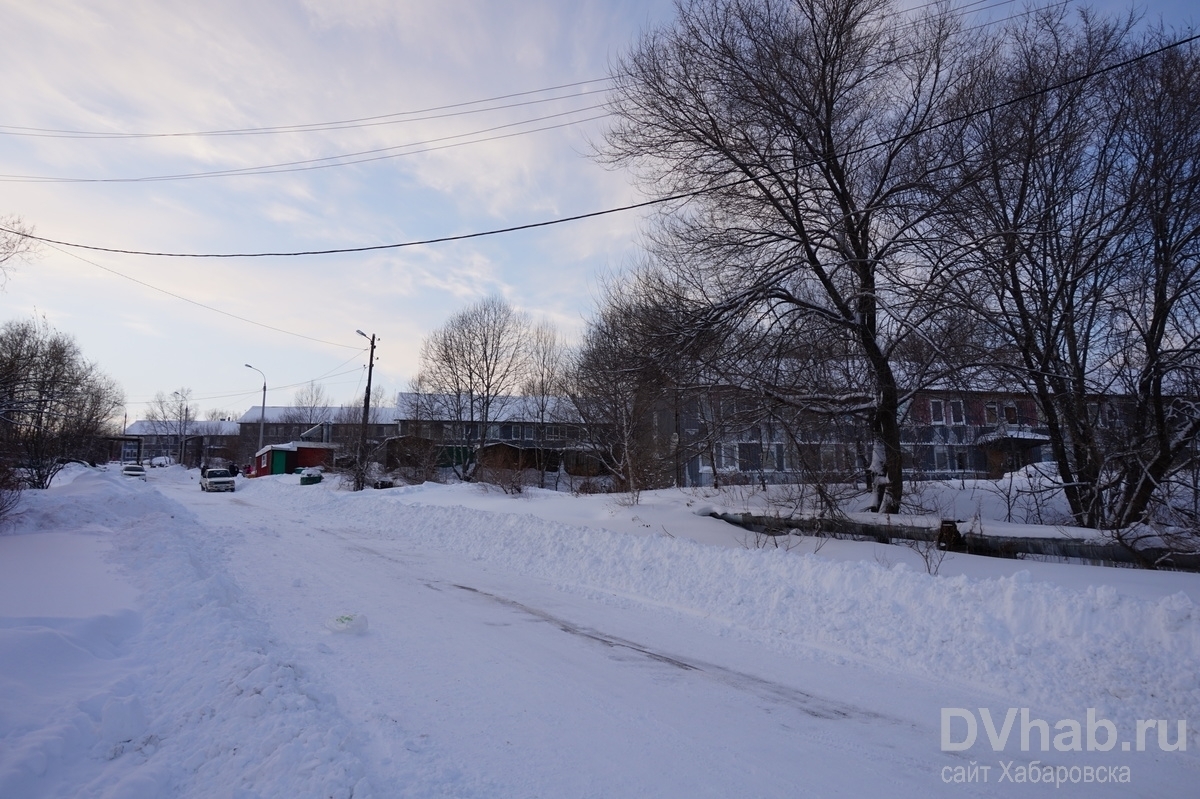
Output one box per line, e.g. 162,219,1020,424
1,466,1198,798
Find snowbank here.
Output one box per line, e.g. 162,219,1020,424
242,477,1200,743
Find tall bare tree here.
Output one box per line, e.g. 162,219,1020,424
1099,29,1200,540
601,0,976,512
936,10,1200,547
416,295,530,480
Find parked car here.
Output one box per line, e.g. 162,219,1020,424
200,468,236,492
120,464,147,481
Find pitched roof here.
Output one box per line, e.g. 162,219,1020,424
125,419,240,436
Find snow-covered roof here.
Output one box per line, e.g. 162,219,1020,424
234,406,403,424
125,420,240,436
170,399,585,428
394,392,581,423
254,441,340,457
974,428,1051,446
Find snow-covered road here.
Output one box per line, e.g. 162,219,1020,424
3,467,1198,797
186,478,938,797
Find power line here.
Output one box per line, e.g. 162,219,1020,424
0,107,609,184
5,27,1196,260
6,195,664,257
124,367,368,407
0,78,612,139
43,242,363,348
0,1,1026,144
0,4,1059,186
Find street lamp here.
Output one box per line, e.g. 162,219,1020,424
354,330,377,491
245,364,267,463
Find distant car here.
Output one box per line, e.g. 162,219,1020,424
200,468,236,492
120,464,147,481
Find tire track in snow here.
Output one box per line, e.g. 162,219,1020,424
447,582,890,724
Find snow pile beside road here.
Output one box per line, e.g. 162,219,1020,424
245,478,1200,741
0,471,372,799
4,466,188,537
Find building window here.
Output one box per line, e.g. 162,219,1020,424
738,443,762,471
934,446,949,472
953,447,969,472
1004,405,1018,424
524,425,534,440
949,400,964,425
985,403,998,425
930,400,945,425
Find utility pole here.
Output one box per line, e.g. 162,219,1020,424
355,330,376,491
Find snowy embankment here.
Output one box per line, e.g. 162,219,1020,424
1,472,371,799
244,477,1200,743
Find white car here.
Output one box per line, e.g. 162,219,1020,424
120,464,147,481
200,468,236,492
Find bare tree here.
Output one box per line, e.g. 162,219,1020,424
936,9,1200,551
416,295,530,480
1102,30,1200,540
569,291,678,500
0,317,124,489
334,385,390,426
957,8,1135,532
145,388,195,465
281,382,332,426
601,0,977,512
0,215,37,288
523,320,568,486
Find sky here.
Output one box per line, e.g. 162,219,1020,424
0,0,1195,424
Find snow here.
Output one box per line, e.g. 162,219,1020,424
1,465,1198,797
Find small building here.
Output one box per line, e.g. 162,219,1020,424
248,442,338,477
